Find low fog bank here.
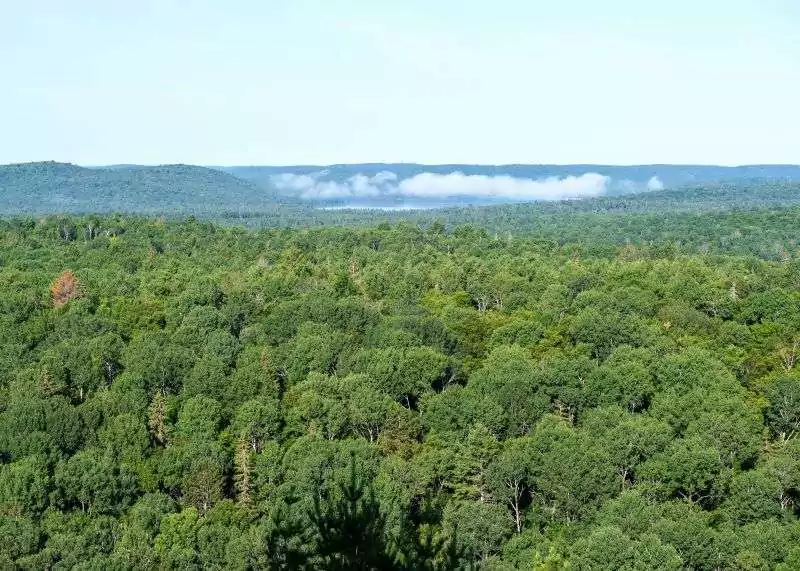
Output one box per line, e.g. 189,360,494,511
270,170,666,204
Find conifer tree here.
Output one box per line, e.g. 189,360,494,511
234,432,253,506
309,453,398,570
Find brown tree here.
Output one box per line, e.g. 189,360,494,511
147,392,168,445
50,270,83,307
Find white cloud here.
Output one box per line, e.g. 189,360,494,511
272,170,611,201
270,171,397,199
369,171,398,184
270,173,318,192
396,172,609,200
647,176,664,191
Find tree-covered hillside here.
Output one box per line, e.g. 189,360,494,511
298,184,800,261
1,216,800,569
222,163,800,193
0,162,305,217
4,162,800,221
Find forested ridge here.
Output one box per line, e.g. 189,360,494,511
2,215,800,569
0,162,304,217
5,161,800,228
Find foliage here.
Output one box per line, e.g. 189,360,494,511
1,212,800,568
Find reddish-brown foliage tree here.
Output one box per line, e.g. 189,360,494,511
50,270,82,307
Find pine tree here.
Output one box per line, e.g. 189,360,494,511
261,504,309,570
405,523,470,571
309,453,399,570
307,455,467,570
234,432,253,506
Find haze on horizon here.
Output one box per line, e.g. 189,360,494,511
2,0,799,167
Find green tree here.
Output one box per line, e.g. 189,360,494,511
570,526,682,570
309,454,399,570
441,500,513,564
54,448,138,514
765,376,800,440
466,345,549,438
723,469,783,524
0,454,51,516
487,437,536,533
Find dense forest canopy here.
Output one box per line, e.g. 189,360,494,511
1,213,800,569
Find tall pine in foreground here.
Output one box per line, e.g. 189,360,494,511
308,454,399,570
307,454,465,570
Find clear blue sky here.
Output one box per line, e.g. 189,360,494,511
2,0,798,165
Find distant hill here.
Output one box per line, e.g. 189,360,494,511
219,163,800,196
4,161,800,220
0,161,303,216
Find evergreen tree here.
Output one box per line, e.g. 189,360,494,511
309,453,399,570
234,432,253,506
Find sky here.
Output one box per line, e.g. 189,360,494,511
1,0,799,166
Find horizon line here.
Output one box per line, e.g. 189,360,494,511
5,160,800,169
